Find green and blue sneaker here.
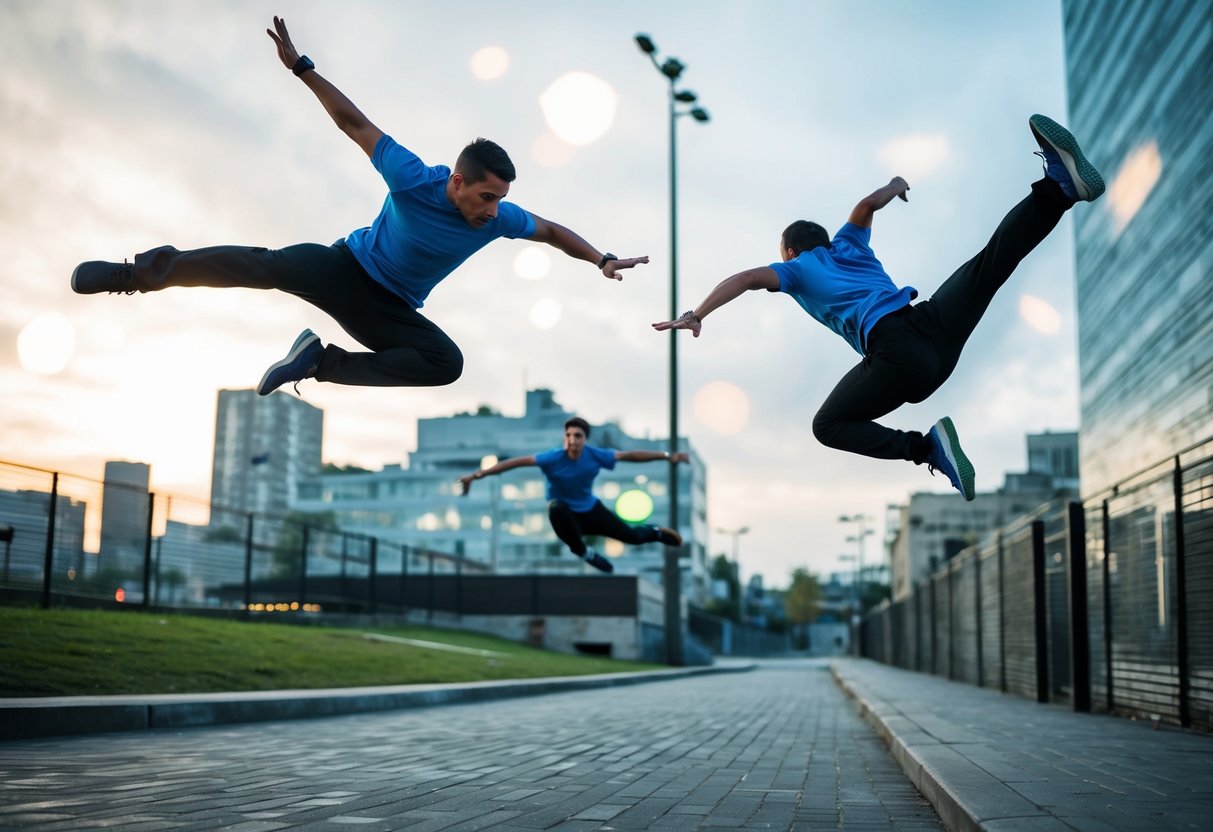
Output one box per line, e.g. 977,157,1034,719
926,417,976,501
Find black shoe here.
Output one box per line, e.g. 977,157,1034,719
583,549,614,574
72,260,136,294
655,526,683,547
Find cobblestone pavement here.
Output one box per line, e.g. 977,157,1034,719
0,659,941,831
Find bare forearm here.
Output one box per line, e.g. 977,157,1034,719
617,450,670,462
693,268,770,321
541,220,602,264
300,71,371,136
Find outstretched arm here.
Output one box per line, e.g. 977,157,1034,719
457,455,537,496
615,450,690,464
847,176,910,228
527,213,649,281
267,16,384,158
651,267,779,338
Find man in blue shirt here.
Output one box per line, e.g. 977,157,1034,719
458,417,689,573
655,115,1104,502
71,17,647,396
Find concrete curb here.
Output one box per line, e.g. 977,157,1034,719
830,661,1065,832
1,662,754,742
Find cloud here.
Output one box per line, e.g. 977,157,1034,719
877,133,952,182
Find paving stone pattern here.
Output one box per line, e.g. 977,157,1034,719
0,660,941,831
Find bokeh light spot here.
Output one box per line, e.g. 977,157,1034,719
539,72,618,146
18,311,76,375
1019,294,1062,335
615,489,655,523
1108,140,1161,235
693,381,751,435
514,246,551,280
470,46,509,80
530,298,562,330
877,133,950,181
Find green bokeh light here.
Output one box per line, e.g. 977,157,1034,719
615,489,654,523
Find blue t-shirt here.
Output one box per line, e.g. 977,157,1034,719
769,223,917,355
345,135,536,308
534,446,618,513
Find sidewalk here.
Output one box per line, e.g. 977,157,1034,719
831,658,1213,832
0,660,753,742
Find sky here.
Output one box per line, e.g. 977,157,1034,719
1,0,1082,587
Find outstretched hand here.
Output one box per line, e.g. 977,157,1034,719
602,256,649,281
266,15,302,70
891,176,910,201
651,310,702,338
456,475,475,496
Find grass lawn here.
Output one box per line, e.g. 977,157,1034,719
0,605,662,697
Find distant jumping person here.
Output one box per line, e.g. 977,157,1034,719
654,115,1104,501
72,16,648,396
457,417,688,573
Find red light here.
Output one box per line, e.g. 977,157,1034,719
115,587,126,603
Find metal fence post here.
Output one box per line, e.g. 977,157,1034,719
930,576,938,675
141,492,155,609
948,562,956,680
1173,456,1191,727
427,550,434,622
298,524,310,607
40,472,59,609
399,544,409,613
243,513,254,613
1102,499,1114,711
975,549,985,688
455,554,463,619
1067,501,1091,712
369,537,378,615
1032,519,1049,703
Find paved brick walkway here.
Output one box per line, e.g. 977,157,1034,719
0,660,941,830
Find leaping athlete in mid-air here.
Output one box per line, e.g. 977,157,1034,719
72,16,648,396
654,115,1104,501
457,417,688,573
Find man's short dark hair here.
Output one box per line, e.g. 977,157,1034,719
781,220,831,256
456,138,516,184
564,417,591,438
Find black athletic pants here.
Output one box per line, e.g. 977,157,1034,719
132,242,463,387
548,499,662,556
811,178,1070,463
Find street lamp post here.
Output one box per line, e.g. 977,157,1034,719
636,33,710,666
840,513,874,656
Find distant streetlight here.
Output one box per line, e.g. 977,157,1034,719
636,32,711,667
839,514,874,611
716,525,750,622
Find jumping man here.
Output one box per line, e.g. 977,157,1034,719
457,417,688,573
71,17,648,395
654,115,1104,501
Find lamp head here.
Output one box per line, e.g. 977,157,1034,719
690,106,710,123
674,90,697,102
635,34,657,54
660,57,685,80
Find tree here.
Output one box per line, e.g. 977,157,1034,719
784,568,821,650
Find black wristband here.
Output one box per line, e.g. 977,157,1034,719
292,55,315,77
597,252,617,269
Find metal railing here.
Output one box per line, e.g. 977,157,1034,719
0,461,488,617
859,435,1213,730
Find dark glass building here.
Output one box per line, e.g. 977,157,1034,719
1062,0,1213,493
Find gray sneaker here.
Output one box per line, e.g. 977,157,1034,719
1029,114,1104,202
257,329,323,396
582,549,614,574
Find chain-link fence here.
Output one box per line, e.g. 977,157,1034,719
0,461,488,617
860,435,1213,730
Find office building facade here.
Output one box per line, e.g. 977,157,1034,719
210,389,324,518
1063,0,1213,492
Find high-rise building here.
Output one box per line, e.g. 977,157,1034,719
210,389,323,518
293,388,710,602
99,460,150,575
1062,0,1213,492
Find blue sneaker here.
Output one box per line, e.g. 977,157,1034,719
583,549,614,574
926,417,976,501
257,329,322,396
1029,114,1104,202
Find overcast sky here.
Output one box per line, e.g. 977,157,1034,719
1,0,1083,586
